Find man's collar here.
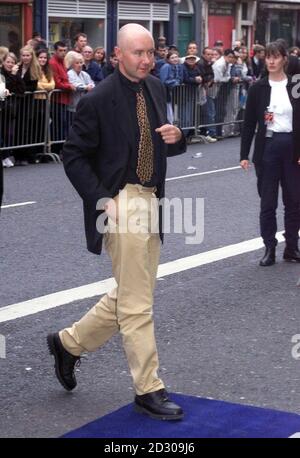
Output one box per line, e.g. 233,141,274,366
117,68,144,93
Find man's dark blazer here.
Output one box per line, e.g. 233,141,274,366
240,76,300,164
0,159,3,211
63,70,186,255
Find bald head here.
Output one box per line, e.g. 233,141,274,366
117,23,154,50
115,23,155,82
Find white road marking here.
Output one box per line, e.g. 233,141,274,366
0,232,285,323
289,432,300,438
166,166,241,182
0,167,241,211
1,201,36,209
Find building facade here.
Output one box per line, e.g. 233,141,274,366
33,0,202,55
202,1,257,49
256,0,300,46
0,0,33,54
173,0,202,55
0,1,203,57
34,0,173,52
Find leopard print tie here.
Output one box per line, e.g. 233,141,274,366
136,88,154,184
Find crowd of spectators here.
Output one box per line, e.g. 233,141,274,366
1,31,300,167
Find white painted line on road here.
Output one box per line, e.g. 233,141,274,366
0,231,285,324
0,167,240,211
166,166,241,182
157,232,284,278
1,201,36,209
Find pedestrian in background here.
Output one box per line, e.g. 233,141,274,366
240,41,300,266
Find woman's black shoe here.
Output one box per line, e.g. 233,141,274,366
259,247,276,266
283,248,300,262
135,389,184,420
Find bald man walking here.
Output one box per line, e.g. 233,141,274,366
47,24,185,420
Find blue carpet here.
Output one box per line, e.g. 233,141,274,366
63,394,300,438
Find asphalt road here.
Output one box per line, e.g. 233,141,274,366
0,137,299,438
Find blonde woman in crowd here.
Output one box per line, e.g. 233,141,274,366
16,46,41,163
17,45,40,92
64,50,78,71
66,51,95,112
35,49,55,155
93,46,106,68
0,46,9,66
1,51,24,167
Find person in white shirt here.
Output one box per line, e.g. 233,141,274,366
66,52,95,112
240,41,300,266
213,49,235,137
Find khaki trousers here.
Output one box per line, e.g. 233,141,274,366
60,184,164,395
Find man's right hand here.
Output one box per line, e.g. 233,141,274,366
104,198,118,223
240,160,250,170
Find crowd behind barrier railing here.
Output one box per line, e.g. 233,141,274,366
171,82,247,140
0,83,247,159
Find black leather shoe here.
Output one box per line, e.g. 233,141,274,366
135,389,184,420
283,248,300,262
47,333,80,391
259,247,276,266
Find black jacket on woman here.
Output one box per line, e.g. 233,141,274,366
1,68,25,95
241,76,300,164
17,66,37,92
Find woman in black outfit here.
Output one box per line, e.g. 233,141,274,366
240,42,300,266
0,52,25,160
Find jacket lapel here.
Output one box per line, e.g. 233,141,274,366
110,72,136,148
144,77,165,126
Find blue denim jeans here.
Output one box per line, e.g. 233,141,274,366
204,96,216,137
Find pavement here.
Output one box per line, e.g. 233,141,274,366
0,137,299,438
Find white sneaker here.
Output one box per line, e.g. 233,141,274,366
205,135,217,143
2,157,14,167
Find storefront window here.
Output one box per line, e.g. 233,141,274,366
49,18,105,51
0,4,22,56
270,12,293,47
117,1,170,41
178,0,193,14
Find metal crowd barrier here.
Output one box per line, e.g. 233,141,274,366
0,89,79,163
0,84,248,160
1,91,48,147
171,82,248,140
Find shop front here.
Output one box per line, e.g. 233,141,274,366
202,1,256,49
0,0,33,55
38,0,172,53
47,0,107,50
256,1,300,46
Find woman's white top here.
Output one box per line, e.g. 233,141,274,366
67,69,95,111
268,78,293,132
